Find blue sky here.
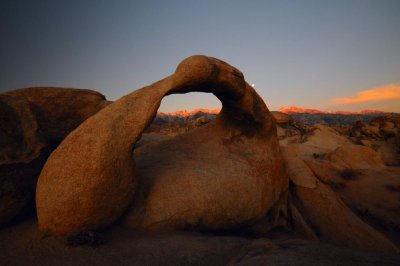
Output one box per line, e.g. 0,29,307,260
1,0,399,112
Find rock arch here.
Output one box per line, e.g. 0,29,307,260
36,55,288,235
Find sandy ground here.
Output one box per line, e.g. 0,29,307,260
1,218,400,266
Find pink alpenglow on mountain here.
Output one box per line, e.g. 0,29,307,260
278,106,386,115
157,108,220,117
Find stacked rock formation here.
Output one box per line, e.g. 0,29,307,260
349,115,400,166
350,114,400,141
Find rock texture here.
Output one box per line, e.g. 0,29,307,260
328,144,385,169
283,147,399,253
350,114,400,140
36,55,288,235
349,114,400,166
0,88,109,227
271,111,291,124
303,125,352,151
305,150,400,236
5,87,110,145
0,94,49,226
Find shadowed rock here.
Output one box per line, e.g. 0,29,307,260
36,55,288,235
5,87,110,146
0,95,49,226
305,151,400,236
0,88,109,227
283,146,399,253
271,111,291,124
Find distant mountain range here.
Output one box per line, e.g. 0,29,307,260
154,106,397,126
157,108,220,117
154,108,219,124
278,106,386,115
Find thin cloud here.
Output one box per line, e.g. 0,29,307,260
331,83,400,105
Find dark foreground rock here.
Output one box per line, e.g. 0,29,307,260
0,94,49,226
0,88,109,227
5,87,110,145
0,218,399,266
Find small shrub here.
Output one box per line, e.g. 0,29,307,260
339,168,360,180
312,153,326,160
330,181,345,190
66,231,106,246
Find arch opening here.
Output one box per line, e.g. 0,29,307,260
158,92,221,113
143,92,221,139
